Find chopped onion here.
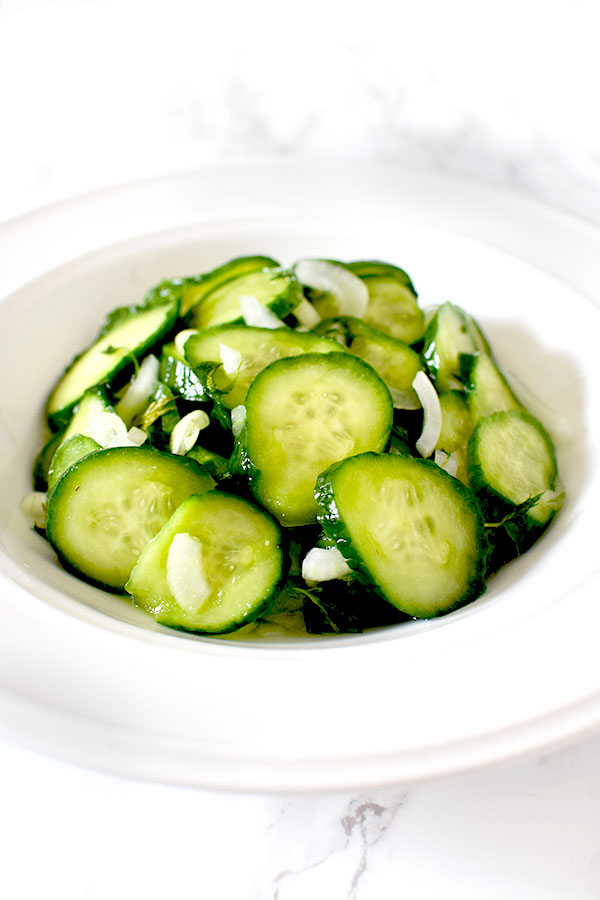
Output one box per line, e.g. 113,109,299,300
413,371,442,459
20,491,48,529
126,426,148,447
115,355,159,426
169,410,210,455
91,411,129,448
219,343,243,377
294,259,368,318
434,449,459,478
231,405,246,437
174,329,199,358
302,547,352,583
293,297,321,328
166,533,211,613
239,294,285,329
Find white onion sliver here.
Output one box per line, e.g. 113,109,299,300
302,547,352,583
413,371,442,459
239,294,285,329
115,355,159,427
293,297,321,328
434,449,459,478
91,411,129,448
231,405,246,437
170,410,210,456
219,343,243,376
126,426,148,447
294,259,368,318
20,492,48,528
175,329,199,358
166,533,211,613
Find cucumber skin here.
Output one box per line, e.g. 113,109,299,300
46,447,215,593
467,410,560,557
47,298,180,432
181,256,281,316
315,453,489,619
347,260,418,296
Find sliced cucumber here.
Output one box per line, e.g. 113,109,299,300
180,255,280,315
348,262,424,345
467,409,561,530
422,302,489,392
238,353,393,526
460,352,521,422
313,316,422,409
47,300,179,430
125,491,282,633
32,431,63,491
435,391,473,483
59,385,114,443
190,268,301,330
47,447,215,590
184,324,344,410
437,391,473,453
47,434,101,496
186,445,229,479
315,452,488,618
347,260,417,295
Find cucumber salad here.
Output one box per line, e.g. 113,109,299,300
22,255,564,637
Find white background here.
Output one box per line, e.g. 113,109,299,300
2,1,600,897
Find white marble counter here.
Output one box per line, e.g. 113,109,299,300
2,1,600,897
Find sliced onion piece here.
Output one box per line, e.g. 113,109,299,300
115,355,159,427
126,426,148,447
239,295,285,329
413,371,442,459
166,533,211,613
293,297,321,328
434,449,459,478
231,404,246,437
170,410,210,455
302,547,352,583
91,411,129,448
219,343,243,377
294,259,368,318
20,491,48,529
175,329,199,358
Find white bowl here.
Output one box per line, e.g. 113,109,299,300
0,161,598,791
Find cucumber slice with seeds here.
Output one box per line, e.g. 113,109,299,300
354,268,424,345
316,453,488,618
47,447,215,590
468,409,561,529
239,353,393,526
125,491,282,633
312,316,422,409
184,324,345,410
